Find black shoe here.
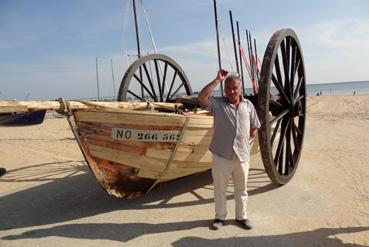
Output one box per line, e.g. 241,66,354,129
0,168,6,177
235,219,252,230
209,219,224,230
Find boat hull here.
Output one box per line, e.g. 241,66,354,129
72,109,214,198
0,110,46,126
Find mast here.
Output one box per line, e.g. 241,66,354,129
133,0,141,59
110,58,116,99
246,30,254,88
254,38,260,84
236,21,245,94
132,0,144,98
213,0,223,96
229,11,239,74
95,57,100,101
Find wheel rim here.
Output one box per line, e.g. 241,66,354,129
118,54,192,102
258,28,306,184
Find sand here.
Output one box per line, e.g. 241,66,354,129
0,95,369,246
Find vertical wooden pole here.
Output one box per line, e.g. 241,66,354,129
213,0,223,96
110,58,116,99
229,11,239,74
236,21,245,94
95,57,100,101
133,0,144,98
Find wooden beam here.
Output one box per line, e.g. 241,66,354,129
0,100,183,113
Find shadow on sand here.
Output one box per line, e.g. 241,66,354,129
0,162,277,231
1,221,368,246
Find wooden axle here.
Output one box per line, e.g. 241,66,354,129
0,100,183,114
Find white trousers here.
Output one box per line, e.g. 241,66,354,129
212,154,250,220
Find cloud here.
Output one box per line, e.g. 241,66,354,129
0,56,99,100
301,17,369,82
1,11,368,101
302,18,369,55
145,16,369,90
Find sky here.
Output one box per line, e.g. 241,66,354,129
0,0,369,100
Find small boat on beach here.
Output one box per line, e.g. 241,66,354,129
72,105,215,198
0,110,46,126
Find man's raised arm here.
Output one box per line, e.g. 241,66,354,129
197,69,228,107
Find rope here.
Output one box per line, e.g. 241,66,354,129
140,0,158,54
220,31,234,71
145,116,190,193
139,0,170,95
56,98,69,115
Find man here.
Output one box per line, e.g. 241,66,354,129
198,69,261,230
0,167,6,177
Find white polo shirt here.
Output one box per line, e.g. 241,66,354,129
208,96,261,162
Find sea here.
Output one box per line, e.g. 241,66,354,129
305,80,369,96
211,80,369,97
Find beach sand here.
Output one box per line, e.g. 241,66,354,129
0,95,369,246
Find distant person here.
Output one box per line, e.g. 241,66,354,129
353,90,356,96
198,70,261,231
0,167,6,177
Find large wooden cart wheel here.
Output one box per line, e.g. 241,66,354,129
118,54,193,102
258,28,306,185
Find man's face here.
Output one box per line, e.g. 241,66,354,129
225,79,242,103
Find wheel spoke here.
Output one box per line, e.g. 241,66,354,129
270,109,289,125
138,67,144,98
271,118,282,146
290,44,297,96
274,118,288,167
281,39,292,99
133,73,157,100
270,99,284,109
293,120,303,137
160,62,168,99
295,95,305,104
272,74,291,104
169,82,184,100
165,70,178,102
128,90,144,101
142,63,158,100
154,59,162,101
291,118,300,153
293,76,304,99
278,144,284,175
285,119,293,175
274,54,283,90
291,59,301,95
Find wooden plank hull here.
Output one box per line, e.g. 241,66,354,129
71,109,215,198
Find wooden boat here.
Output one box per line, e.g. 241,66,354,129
73,106,214,198
0,110,46,126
